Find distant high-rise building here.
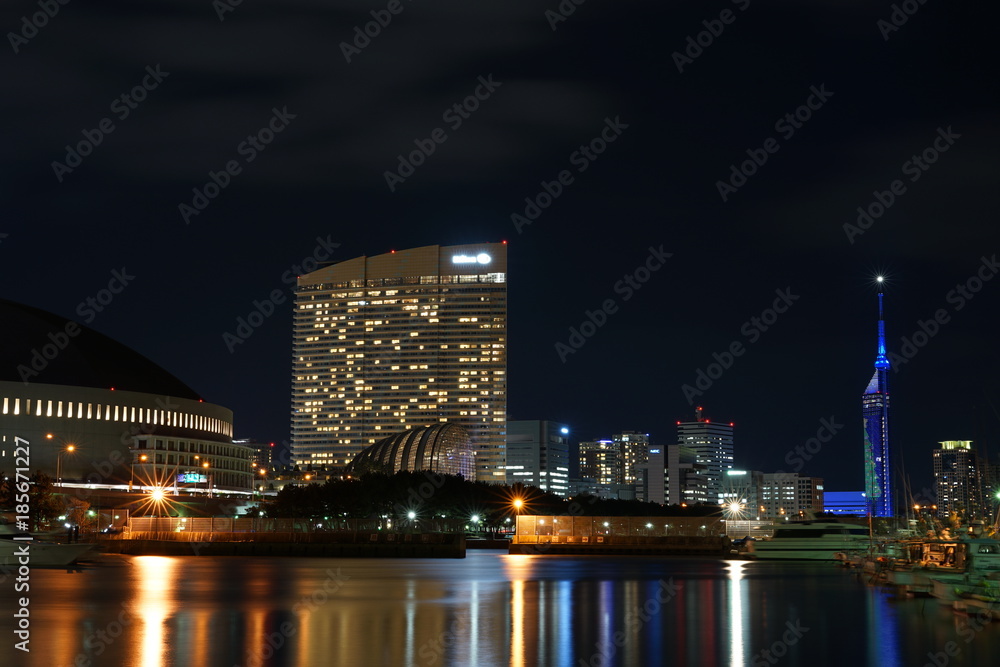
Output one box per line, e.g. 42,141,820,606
579,439,621,488
863,283,893,517
505,420,570,496
615,431,650,498
665,445,709,505
644,446,667,504
933,440,984,517
290,243,507,482
676,406,733,504
982,458,1000,523
235,438,274,470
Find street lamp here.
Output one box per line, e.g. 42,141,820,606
257,467,267,497
202,461,212,498
130,453,148,491
56,444,76,488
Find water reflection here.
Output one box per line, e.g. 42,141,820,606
728,559,749,667
866,587,900,666
132,556,178,667
3,555,1000,667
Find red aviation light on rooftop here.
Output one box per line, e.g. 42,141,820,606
730,422,734,427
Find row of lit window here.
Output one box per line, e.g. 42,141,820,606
2,397,231,436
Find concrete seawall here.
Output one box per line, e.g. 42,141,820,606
509,535,730,556
99,532,466,558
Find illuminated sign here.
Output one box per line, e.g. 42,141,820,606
452,253,491,265
650,449,661,454
177,473,208,484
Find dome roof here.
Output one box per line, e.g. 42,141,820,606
346,423,474,478
0,298,200,400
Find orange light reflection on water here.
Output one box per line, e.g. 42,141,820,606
131,556,178,667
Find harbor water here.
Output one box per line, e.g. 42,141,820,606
1,552,998,666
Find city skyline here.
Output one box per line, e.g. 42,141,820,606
3,3,997,499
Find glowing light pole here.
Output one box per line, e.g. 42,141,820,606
56,444,76,488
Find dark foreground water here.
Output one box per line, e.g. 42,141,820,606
1,552,998,667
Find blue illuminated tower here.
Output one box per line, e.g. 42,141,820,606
862,280,893,517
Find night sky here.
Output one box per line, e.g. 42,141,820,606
3,1,997,498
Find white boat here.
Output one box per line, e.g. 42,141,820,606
0,520,96,567
748,520,872,560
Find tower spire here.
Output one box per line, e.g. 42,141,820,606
874,278,889,371
863,274,893,518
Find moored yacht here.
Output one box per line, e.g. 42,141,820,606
0,519,96,567
748,518,872,561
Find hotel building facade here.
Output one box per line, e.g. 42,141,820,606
290,243,507,482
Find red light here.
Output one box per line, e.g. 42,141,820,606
270,443,275,447
391,249,395,253
676,421,680,425
502,240,507,244
705,419,710,423
730,422,734,426
199,399,203,402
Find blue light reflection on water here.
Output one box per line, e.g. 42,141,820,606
2,553,999,667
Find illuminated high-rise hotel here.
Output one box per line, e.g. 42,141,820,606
290,243,507,482
862,281,893,517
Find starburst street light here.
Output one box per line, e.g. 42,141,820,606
723,500,747,521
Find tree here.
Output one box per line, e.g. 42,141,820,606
1,471,64,531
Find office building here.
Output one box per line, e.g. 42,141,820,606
676,406,733,503
722,469,763,518
862,283,893,517
644,445,667,504
290,243,507,482
824,491,867,516
666,445,709,506
504,420,570,496
759,472,824,520
235,438,274,471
